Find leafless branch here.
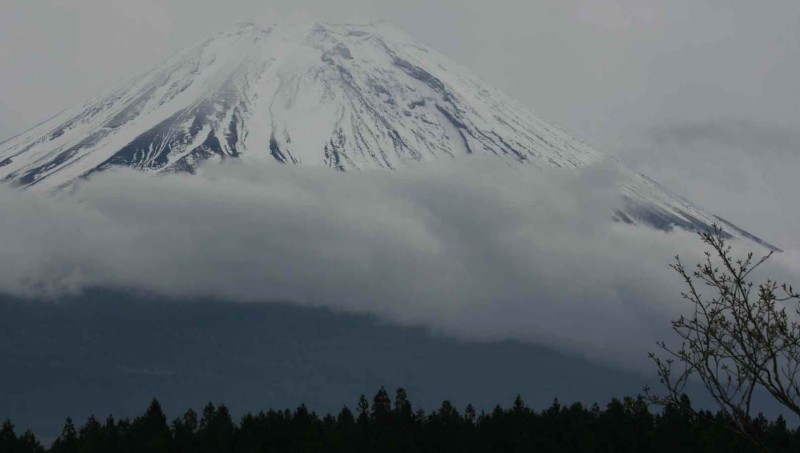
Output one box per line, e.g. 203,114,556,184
647,225,800,452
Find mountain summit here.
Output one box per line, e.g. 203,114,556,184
0,23,601,188
0,22,777,249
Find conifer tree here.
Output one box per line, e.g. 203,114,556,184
49,418,78,453
394,388,413,422
0,420,17,452
512,395,528,415
171,409,198,453
336,406,355,429
371,386,392,422
16,429,45,453
197,403,234,453
77,415,103,453
357,394,370,428
130,399,171,453
464,404,476,426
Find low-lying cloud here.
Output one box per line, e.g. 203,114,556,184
1,158,796,370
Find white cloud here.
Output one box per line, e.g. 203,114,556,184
2,158,795,371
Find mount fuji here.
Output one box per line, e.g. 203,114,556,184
0,22,777,250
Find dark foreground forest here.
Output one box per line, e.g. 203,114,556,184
2,388,798,453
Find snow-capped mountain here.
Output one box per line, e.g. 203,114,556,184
0,22,778,250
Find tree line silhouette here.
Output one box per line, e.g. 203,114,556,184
2,387,798,452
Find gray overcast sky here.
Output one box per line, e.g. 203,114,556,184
1,0,798,248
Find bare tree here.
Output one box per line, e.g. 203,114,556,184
647,225,800,450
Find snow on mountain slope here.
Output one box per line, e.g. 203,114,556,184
0,23,600,188
0,22,778,250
